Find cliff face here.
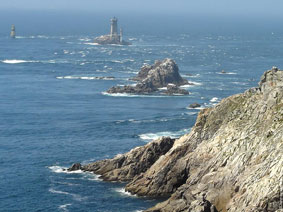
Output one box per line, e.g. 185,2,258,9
71,68,283,212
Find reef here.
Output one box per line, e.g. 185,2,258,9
107,58,190,95
70,67,283,212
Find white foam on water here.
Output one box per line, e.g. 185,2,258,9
49,188,85,201
186,106,206,110
1,59,38,64
114,188,137,197
102,92,190,98
217,72,237,75
158,87,167,91
139,129,191,141
84,42,100,46
188,81,202,86
210,97,220,103
56,76,115,80
48,165,84,174
59,204,72,212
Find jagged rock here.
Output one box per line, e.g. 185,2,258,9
144,68,283,211
107,59,189,95
78,68,283,211
163,84,189,95
81,137,175,182
189,103,201,108
67,163,82,171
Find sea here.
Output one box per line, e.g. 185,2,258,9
1,14,283,212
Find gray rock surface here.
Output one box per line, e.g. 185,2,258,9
71,68,283,212
107,59,190,95
81,137,175,182
189,102,201,108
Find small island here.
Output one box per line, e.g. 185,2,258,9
107,58,191,95
94,17,131,45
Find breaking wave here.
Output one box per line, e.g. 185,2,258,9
114,188,137,197
1,59,39,64
139,128,191,141
56,76,115,80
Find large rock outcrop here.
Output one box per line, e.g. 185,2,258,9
80,137,175,182
107,59,190,95
70,68,283,212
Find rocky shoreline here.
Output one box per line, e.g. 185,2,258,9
69,67,283,212
107,58,191,95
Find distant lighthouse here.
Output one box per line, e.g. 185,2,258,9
110,17,118,38
10,24,16,38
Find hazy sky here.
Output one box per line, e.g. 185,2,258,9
1,0,283,35
1,0,283,16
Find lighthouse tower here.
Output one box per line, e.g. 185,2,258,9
10,24,16,38
110,17,118,39
110,17,118,35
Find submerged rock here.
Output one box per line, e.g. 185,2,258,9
76,67,283,211
107,59,189,95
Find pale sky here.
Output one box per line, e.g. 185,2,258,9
1,0,283,17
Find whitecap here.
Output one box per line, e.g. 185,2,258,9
1,59,38,64
217,72,237,75
139,129,191,141
48,165,83,174
210,97,220,103
84,42,100,46
102,92,190,98
49,188,85,201
114,188,136,197
59,203,72,212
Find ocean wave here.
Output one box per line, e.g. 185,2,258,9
114,188,136,197
1,59,39,64
59,204,72,212
49,188,86,201
56,76,115,80
48,165,84,174
84,42,100,46
102,92,191,98
49,165,102,181
210,97,220,103
139,128,191,141
217,72,237,75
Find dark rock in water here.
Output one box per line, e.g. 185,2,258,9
81,137,175,182
163,84,189,95
68,163,82,171
189,103,201,108
107,59,189,95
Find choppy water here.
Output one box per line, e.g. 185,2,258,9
1,32,283,211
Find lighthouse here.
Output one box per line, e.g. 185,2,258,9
10,24,16,38
110,17,118,38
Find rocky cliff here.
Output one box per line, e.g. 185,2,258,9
70,68,283,212
107,59,190,95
